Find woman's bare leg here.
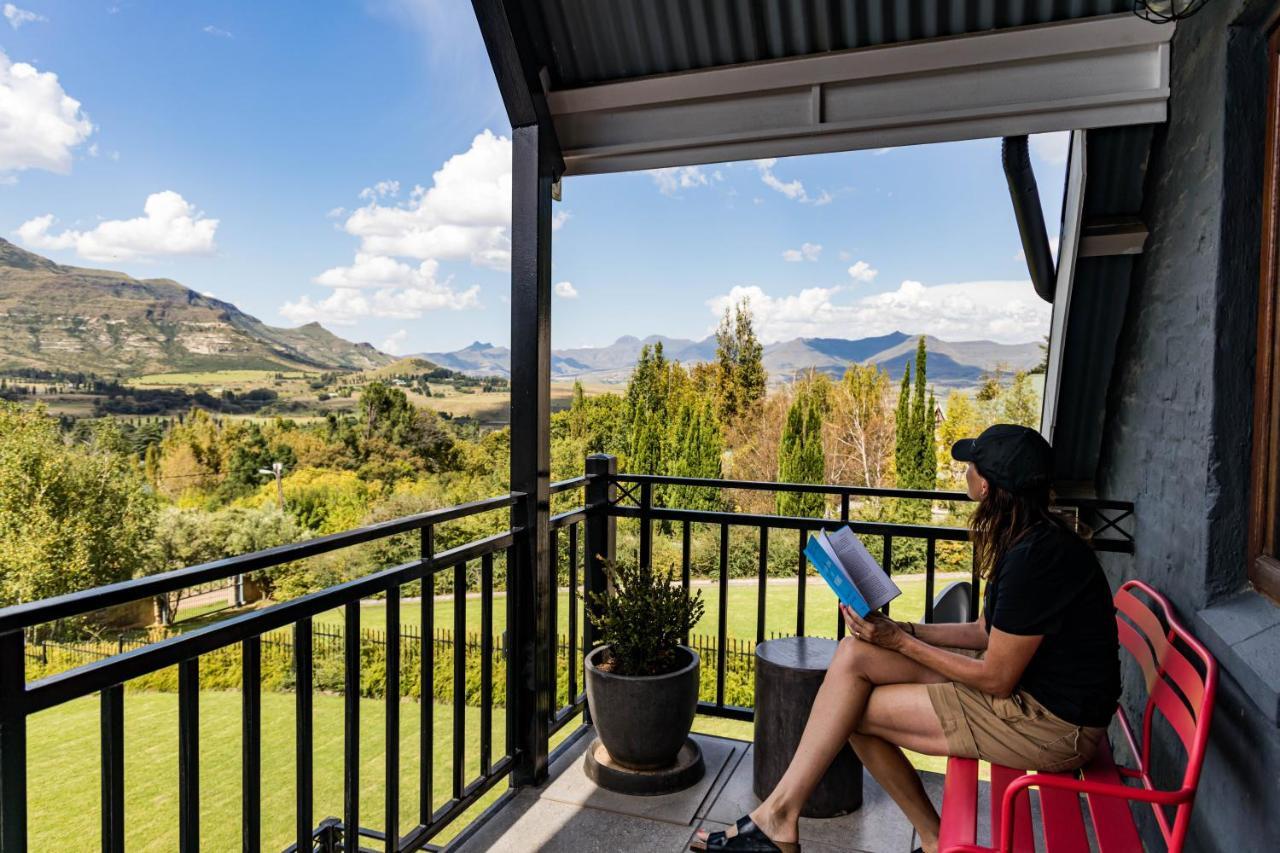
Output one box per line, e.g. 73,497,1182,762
732,639,949,845
850,684,953,853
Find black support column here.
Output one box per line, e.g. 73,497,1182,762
509,121,554,787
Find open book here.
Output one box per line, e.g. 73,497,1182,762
804,527,902,618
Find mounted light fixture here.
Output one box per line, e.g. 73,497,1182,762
1133,0,1212,23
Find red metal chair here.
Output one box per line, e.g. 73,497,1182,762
939,579,1219,852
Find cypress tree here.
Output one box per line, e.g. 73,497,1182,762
921,388,937,489
777,389,826,518
894,363,914,488
909,337,929,487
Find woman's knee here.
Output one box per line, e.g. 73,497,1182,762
833,636,872,673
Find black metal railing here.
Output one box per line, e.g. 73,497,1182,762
0,454,1133,852
0,491,557,853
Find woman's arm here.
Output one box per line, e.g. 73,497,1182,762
846,607,1041,697
900,619,989,650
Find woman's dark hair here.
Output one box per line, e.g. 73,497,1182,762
970,481,1088,579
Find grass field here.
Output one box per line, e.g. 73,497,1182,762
131,369,312,386
310,573,975,644
26,691,576,851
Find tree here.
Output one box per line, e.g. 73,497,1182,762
937,390,981,489
1002,371,1041,428
891,337,937,491
894,364,914,487
777,388,826,518
827,364,894,488
0,404,158,612
714,298,767,422
909,337,933,488
666,397,724,511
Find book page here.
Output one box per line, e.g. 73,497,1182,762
826,527,902,612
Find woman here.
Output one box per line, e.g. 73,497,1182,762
693,424,1121,853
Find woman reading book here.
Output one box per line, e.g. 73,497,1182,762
692,424,1120,853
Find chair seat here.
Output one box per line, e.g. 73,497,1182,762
939,739,1142,853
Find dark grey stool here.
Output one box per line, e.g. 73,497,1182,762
753,637,862,818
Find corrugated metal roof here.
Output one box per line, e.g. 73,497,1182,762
533,0,1135,89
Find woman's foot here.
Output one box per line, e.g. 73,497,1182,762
689,811,799,852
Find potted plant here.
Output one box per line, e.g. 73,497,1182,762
585,560,706,770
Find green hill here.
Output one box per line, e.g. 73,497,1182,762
0,239,393,376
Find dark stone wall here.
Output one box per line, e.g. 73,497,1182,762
1095,1,1277,848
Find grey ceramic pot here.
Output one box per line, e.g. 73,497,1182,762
584,644,700,771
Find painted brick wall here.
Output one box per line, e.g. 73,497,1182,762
1095,1,1278,847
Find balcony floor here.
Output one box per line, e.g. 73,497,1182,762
455,731,959,853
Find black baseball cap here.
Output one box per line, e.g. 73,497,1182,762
951,424,1053,495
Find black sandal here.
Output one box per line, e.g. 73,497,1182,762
690,815,800,852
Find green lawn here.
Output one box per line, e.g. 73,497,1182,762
311,573,974,643
26,691,538,852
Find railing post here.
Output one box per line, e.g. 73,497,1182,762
584,455,616,645
509,119,555,786
0,631,27,853
583,454,616,726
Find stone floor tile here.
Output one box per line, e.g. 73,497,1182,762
455,792,697,852
702,747,921,853
538,733,740,826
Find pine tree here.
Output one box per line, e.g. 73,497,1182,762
734,300,767,410
1002,371,1040,428
714,298,768,422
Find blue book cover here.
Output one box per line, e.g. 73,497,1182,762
804,532,872,617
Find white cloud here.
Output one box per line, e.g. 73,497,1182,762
202,24,232,38
872,147,894,156
752,159,831,205
846,260,878,283
339,129,512,269
4,4,44,28
359,179,400,200
782,242,822,263
552,208,570,231
0,49,94,176
381,329,409,354
838,250,852,261
282,253,480,325
554,280,579,299
706,279,1050,345
648,165,709,196
1030,132,1070,166
16,191,219,262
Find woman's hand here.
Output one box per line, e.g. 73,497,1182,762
841,605,907,651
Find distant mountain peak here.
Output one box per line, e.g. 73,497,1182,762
0,241,395,375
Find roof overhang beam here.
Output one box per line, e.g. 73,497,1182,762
547,14,1172,176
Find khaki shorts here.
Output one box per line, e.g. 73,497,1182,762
925,652,1106,772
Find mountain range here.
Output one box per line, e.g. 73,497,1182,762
0,239,392,375
420,331,1042,388
0,239,1041,385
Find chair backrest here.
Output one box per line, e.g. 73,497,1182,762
931,581,973,624
1113,580,1218,851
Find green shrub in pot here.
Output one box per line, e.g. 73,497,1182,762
585,560,706,771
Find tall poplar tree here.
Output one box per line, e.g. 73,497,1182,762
894,364,915,487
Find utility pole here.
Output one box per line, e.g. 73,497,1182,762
258,461,286,511
243,461,287,607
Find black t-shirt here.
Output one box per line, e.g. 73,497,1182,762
982,521,1121,727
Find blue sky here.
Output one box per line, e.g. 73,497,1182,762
0,1,1067,355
